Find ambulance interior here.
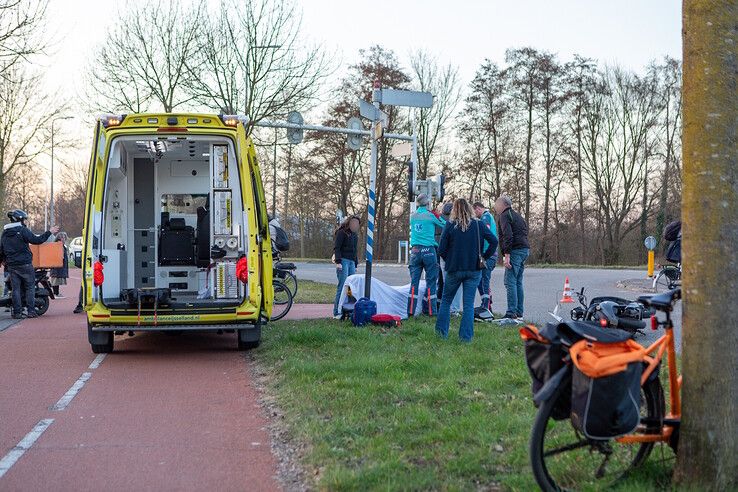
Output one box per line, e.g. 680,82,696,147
98,135,247,306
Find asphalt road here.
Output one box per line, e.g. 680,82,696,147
0,279,280,491
296,261,683,350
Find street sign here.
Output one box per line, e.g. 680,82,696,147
346,116,363,151
286,111,304,144
358,99,388,126
644,235,657,251
391,141,411,158
381,88,433,108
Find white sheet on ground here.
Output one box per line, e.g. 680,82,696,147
338,274,426,319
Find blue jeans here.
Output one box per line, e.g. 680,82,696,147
407,246,439,316
435,270,482,342
477,256,497,310
333,259,356,316
504,248,529,317
8,264,36,316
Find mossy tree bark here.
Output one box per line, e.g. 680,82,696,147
676,1,738,489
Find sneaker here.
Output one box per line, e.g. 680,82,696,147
332,314,342,320
26,312,38,319
73,306,83,314
55,295,66,299
11,313,25,319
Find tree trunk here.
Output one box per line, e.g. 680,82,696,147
524,85,533,222
675,2,738,489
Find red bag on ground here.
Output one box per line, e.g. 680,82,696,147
371,314,401,327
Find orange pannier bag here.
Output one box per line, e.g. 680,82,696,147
569,339,645,378
569,339,646,439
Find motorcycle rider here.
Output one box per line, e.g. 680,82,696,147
0,210,58,318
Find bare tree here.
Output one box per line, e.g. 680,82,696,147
506,47,541,222
185,0,331,132
0,0,48,78
0,66,64,211
408,50,461,179
87,0,203,113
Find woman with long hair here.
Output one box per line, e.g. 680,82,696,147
435,198,497,342
332,215,361,319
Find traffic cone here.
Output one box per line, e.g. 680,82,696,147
559,276,574,303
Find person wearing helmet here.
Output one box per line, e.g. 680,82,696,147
0,210,59,318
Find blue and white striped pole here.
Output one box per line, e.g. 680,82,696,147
364,80,382,299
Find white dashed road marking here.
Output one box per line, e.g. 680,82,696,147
88,354,106,369
51,372,92,411
0,419,54,479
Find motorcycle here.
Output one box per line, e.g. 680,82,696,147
568,287,654,334
1,268,54,316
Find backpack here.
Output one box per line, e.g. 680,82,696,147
272,226,290,252
351,297,377,326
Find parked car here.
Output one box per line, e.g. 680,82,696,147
69,236,83,265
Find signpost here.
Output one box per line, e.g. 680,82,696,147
250,82,433,300
359,82,433,298
645,235,657,277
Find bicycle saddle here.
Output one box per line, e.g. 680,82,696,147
558,320,633,344
638,288,681,312
275,262,296,270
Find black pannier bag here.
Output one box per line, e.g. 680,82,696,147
569,339,645,440
520,323,570,420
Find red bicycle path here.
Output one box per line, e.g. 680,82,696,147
0,278,283,491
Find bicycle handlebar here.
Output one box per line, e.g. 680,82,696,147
616,316,646,332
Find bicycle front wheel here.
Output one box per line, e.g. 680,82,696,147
271,280,293,321
283,271,298,297
530,374,664,491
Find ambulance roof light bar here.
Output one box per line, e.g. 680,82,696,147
99,114,125,128
219,114,249,127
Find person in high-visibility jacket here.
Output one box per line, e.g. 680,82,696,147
408,193,446,316
473,201,498,311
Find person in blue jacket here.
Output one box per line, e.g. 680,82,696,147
473,201,498,311
407,194,445,317
436,198,497,342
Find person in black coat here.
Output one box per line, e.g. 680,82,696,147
332,215,361,318
435,199,497,342
50,232,69,297
495,196,530,319
0,210,59,318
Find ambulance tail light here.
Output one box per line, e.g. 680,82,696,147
93,261,104,286
99,114,124,128
236,256,248,283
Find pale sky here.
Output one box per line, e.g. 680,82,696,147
39,0,682,174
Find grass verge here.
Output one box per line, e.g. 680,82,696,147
255,318,674,490
293,279,337,304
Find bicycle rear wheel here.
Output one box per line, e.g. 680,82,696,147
271,280,293,321
530,374,664,491
653,266,680,292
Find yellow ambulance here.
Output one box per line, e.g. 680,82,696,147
81,114,273,353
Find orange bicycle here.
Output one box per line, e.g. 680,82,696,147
525,288,681,491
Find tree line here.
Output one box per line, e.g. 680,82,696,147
0,0,682,267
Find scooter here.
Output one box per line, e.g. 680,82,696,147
0,269,54,316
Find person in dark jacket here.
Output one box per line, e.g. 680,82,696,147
494,196,530,320
663,220,681,263
50,231,69,297
436,198,497,342
0,210,58,318
332,215,361,318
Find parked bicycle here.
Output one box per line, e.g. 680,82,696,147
524,288,682,491
271,279,293,321
273,249,298,297
653,262,681,292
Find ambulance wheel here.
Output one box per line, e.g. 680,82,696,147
237,324,261,350
88,322,114,353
